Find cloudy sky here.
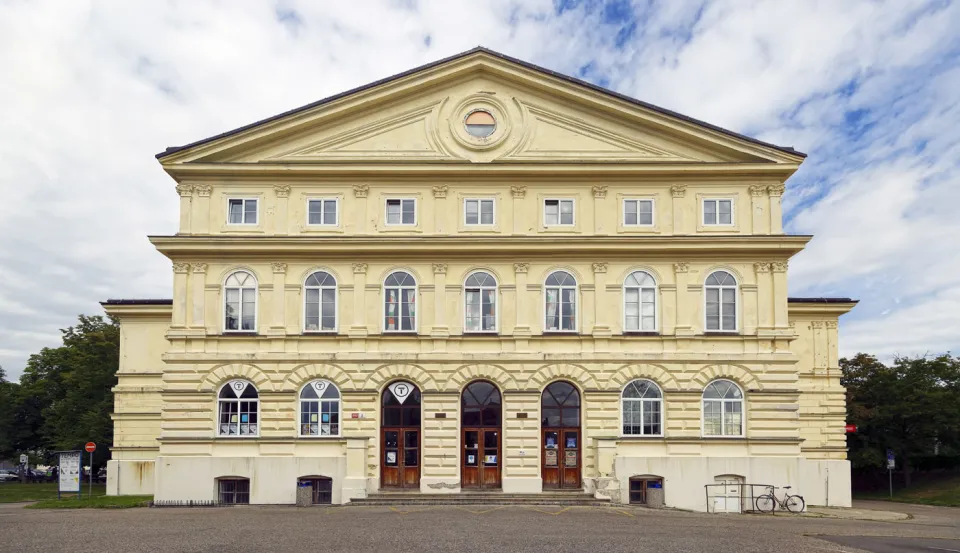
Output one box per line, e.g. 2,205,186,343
1,0,958,379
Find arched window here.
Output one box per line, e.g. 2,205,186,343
224,271,257,332
383,271,417,332
622,379,663,436
703,380,743,437
304,271,337,332
464,271,497,333
544,271,577,332
218,380,259,436
299,380,341,436
624,271,657,332
705,270,737,332
462,381,502,427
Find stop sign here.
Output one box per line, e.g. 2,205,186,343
84,442,96,453
844,424,857,433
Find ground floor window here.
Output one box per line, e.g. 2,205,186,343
299,477,332,504
628,477,663,505
218,478,250,504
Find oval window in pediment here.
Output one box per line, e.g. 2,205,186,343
464,110,496,138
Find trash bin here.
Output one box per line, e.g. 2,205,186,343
646,481,664,508
296,481,313,507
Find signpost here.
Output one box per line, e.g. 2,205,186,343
57,451,82,500
85,442,96,499
844,424,857,433
886,449,895,499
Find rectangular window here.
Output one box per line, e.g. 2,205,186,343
464,198,495,226
385,198,416,225
703,199,733,226
227,198,258,225
623,199,654,226
307,199,338,226
544,199,574,226
218,479,250,504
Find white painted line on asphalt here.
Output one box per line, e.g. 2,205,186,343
926,547,960,552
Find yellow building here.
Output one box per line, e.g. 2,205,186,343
103,48,855,511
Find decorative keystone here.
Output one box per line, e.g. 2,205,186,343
514,262,529,274
274,185,291,198
511,185,526,199
432,185,448,199
353,184,369,198
670,185,687,198
352,263,368,274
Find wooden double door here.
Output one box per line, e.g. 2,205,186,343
381,381,421,489
461,381,502,489
541,381,581,490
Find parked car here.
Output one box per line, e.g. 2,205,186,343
0,469,18,482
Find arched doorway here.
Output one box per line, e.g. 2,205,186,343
381,381,421,489
541,381,581,490
461,381,502,489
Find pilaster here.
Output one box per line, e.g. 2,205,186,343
349,263,368,337
176,184,193,235
768,184,785,234
353,184,369,234
190,263,207,328
171,262,190,328
273,185,290,236
592,186,609,235
750,185,768,235
430,263,449,337
193,185,211,234
269,262,287,336
755,262,773,331
511,186,527,235
432,185,448,235
670,185,686,235
673,262,694,336
591,262,610,336
772,260,789,328
513,263,531,336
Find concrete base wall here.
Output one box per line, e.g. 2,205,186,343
799,459,851,507
502,476,542,494
106,460,155,496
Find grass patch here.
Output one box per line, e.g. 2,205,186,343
856,475,960,507
0,482,106,503
26,494,152,509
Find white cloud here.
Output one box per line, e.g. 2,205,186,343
0,0,957,377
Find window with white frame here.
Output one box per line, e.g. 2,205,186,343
703,379,743,437
224,271,257,332
705,270,737,332
385,198,416,225
544,199,574,226
703,198,733,226
383,271,416,332
464,198,495,226
624,271,657,331
299,380,341,436
544,270,577,331
622,379,663,436
227,198,258,225
307,199,338,226
464,271,497,332
304,271,337,332
218,380,259,436
624,199,654,226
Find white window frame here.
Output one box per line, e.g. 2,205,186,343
306,198,339,227
385,198,417,226
302,270,338,333
382,271,418,333
543,270,578,333
701,379,745,438
620,379,664,437
702,198,735,227
217,380,261,438
622,270,658,332
226,197,259,225
463,270,498,333
463,198,496,227
543,198,575,227
223,270,258,333
623,198,655,227
298,380,342,437
704,270,738,333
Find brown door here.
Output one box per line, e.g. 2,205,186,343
541,381,581,490
381,381,421,489
461,381,502,489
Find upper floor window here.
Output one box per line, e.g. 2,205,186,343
703,198,733,226
386,198,416,226
218,380,259,436
544,270,577,332
464,198,495,226
705,270,737,332
228,198,258,225
544,199,574,226
307,199,338,226
224,271,257,332
624,199,654,226
299,380,341,437
624,271,657,332
703,379,743,437
384,271,416,332
304,271,337,332
464,271,497,333
622,379,663,436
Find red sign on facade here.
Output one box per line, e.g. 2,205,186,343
84,442,97,453
844,424,857,433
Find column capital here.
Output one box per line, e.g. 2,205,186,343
513,262,529,274
754,262,771,273
273,184,291,198
825,321,838,329
352,263,368,274
192,263,208,274
353,184,369,198
673,262,689,273
432,185,448,199
749,185,768,197
511,185,526,199
670,185,687,198
767,184,786,197
194,184,212,197
771,260,788,273
432,263,448,275
271,262,288,274
592,185,608,199
172,262,191,274
175,184,193,197
592,262,608,274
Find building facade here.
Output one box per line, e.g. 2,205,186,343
104,48,855,511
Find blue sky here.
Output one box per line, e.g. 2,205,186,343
1,0,958,378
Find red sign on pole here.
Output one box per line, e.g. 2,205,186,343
84,442,96,453
845,424,857,433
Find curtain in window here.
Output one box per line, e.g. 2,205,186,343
402,288,416,331
545,289,559,330
386,289,397,330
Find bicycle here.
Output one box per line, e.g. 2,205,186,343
755,485,805,513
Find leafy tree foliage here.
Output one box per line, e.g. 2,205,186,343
842,353,960,486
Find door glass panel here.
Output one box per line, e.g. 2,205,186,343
404,448,418,467
483,431,498,449
383,409,401,426
561,409,579,427
465,449,478,466
463,408,481,426
484,450,498,466
564,431,578,449
544,431,559,449
542,408,561,427
481,408,500,426
402,407,421,426
465,431,479,448
404,431,418,448
384,431,399,448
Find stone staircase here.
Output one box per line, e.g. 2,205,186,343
348,491,611,507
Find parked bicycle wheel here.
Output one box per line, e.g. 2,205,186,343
755,494,776,513
784,495,805,513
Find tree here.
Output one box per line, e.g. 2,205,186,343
842,353,960,487
0,366,16,460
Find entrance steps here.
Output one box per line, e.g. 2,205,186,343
349,491,611,507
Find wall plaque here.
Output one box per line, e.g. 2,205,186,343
434,413,447,419
516,413,528,419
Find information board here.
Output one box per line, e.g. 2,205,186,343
59,451,81,493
